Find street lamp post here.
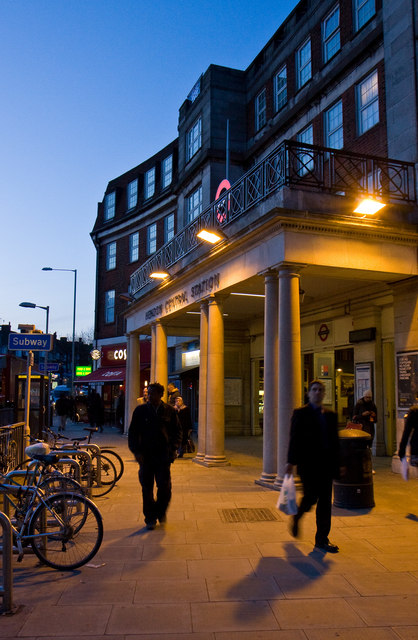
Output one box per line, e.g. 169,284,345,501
19,301,51,427
42,267,77,396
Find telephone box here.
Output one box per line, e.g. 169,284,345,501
15,374,48,439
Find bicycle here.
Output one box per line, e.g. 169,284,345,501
1,442,103,570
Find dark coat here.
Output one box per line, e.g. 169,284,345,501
398,405,418,459
353,397,377,436
287,403,340,479
128,401,182,463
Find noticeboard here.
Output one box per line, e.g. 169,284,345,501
397,351,418,409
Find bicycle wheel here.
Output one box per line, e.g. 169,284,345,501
28,492,103,570
90,453,117,498
40,473,84,496
100,449,124,483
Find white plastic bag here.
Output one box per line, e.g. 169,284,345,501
277,474,298,515
401,457,409,481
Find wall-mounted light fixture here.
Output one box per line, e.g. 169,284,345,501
149,271,169,279
197,227,227,244
353,197,386,216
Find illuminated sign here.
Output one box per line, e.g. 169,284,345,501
215,179,231,223
101,344,127,367
76,366,92,376
182,350,200,368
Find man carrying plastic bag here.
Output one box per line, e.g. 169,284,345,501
285,379,341,553
277,473,298,515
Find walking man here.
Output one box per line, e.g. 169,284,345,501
285,379,340,553
128,382,182,530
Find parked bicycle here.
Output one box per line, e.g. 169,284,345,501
1,442,103,570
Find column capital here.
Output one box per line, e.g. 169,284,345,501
275,262,307,275
258,268,278,277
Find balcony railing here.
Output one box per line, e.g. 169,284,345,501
130,139,416,297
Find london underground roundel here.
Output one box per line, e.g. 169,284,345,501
215,179,231,223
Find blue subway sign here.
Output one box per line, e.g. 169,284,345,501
8,333,54,352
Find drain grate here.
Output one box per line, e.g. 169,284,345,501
218,507,279,523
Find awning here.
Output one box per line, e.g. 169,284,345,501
76,366,126,383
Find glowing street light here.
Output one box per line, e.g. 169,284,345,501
353,198,386,216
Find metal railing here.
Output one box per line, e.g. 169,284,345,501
0,424,25,471
130,139,416,297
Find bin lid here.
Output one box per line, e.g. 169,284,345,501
339,428,371,439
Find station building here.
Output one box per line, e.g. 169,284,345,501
91,0,418,482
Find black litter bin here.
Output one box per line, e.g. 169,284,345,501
333,428,375,509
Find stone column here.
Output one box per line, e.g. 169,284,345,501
154,320,168,400
125,332,140,433
195,299,208,462
256,270,278,485
204,295,228,466
275,266,302,487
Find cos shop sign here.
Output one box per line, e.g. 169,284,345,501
101,344,127,367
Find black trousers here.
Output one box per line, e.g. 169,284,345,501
138,457,172,524
296,468,333,545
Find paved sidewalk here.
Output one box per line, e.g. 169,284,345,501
2,421,418,638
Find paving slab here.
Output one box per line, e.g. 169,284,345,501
191,601,279,632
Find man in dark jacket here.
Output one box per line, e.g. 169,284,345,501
353,390,377,446
398,405,418,463
128,382,182,529
167,382,180,406
285,379,340,553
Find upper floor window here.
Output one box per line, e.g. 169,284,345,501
322,5,340,63
129,232,139,262
255,89,267,131
105,290,115,324
104,191,115,221
325,100,343,149
162,155,173,189
357,70,379,134
296,38,311,89
187,117,202,161
274,66,287,112
354,0,375,32
187,185,202,222
147,223,157,255
106,242,116,270
127,179,138,210
145,167,155,199
297,124,314,175
164,213,175,243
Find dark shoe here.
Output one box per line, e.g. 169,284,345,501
290,515,300,538
315,540,339,553
158,514,167,524
146,521,157,530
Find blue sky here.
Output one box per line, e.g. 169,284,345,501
1,0,299,339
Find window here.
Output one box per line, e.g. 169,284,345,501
297,124,314,175
296,38,311,89
354,0,375,32
164,213,175,243
274,66,287,112
325,100,343,149
187,117,202,161
322,5,340,63
147,223,157,255
255,89,266,131
187,185,202,222
145,167,155,199
357,70,379,134
106,242,116,270
105,290,115,324
129,232,139,262
104,191,115,220
162,155,173,189
127,179,138,210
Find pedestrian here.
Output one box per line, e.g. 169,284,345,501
174,396,193,457
137,387,148,405
116,389,125,433
167,382,180,406
285,379,341,553
128,382,182,530
353,389,377,445
88,390,105,433
55,391,70,432
398,404,418,466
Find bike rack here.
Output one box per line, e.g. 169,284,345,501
52,449,93,498
0,512,13,614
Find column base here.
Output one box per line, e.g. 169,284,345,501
255,472,277,489
193,452,205,462
194,455,230,467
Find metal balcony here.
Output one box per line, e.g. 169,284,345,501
130,139,416,298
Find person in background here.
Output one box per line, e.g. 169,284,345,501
137,387,148,405
398,405,418,466
285,379,340,553
167,382,180,406
116,389,125,433
353,390,377,447
88,390,105,433
174,396,193,457
55,391,70,432
128,382,182,530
